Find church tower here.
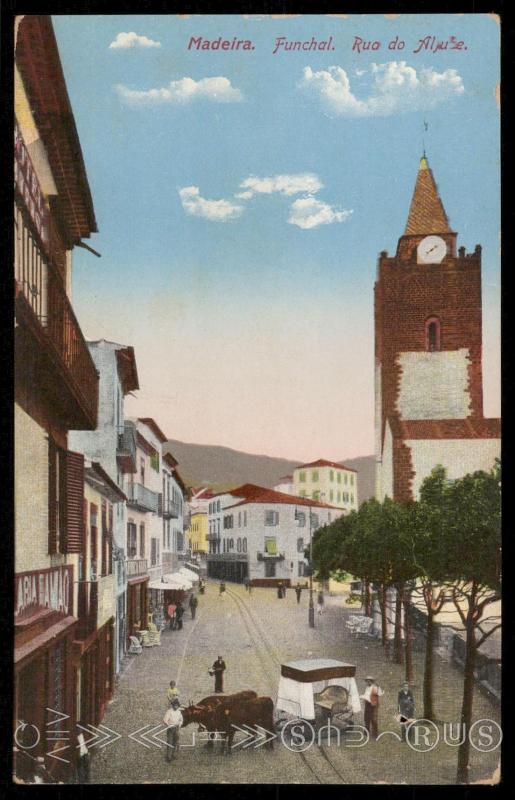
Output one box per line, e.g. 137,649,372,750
374,155,499,502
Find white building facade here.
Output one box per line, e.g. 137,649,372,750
206,484,343,586
293,459,358,512
69,339,139,674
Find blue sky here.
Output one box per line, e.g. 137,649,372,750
52,14,500,461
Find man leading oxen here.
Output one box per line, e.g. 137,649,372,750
182,693,274,754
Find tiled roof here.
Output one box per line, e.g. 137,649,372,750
404,156,453,236
390,417,501,440
138,418,168,443
15,16,97,242
295,459,357,473
223,484,341,510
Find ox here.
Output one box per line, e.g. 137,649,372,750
182,696,275,754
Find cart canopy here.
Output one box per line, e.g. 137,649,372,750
277,658,360,719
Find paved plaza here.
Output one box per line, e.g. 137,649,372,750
90,582,501,784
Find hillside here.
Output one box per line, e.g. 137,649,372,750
164,440,376,505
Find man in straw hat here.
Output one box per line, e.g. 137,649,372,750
360,676,384,740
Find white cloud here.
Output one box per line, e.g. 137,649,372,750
109,32,161,49
299,61,464,117
115,76,243,104
288,197,353,230
178,186,244,221
238,173,323,198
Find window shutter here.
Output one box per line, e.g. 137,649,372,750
48,440,58,554
64,450,85,553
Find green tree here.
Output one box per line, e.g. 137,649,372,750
418,463,501,784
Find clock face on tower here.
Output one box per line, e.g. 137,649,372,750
417,235,447,264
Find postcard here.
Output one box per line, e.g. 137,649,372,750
13,12,501,786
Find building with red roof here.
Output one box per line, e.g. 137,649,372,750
289,459,358,512
206,484,344,587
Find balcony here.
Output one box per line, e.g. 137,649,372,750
117,424,137,473
158,494,180,519
257,551,285,562
127,483,159,513
14,226,99,431
126,558,148,578
207,533,221,542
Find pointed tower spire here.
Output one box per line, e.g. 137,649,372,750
404,155,453,235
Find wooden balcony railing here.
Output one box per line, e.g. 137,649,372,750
15,203,99,430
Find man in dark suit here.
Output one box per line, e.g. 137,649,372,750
397,682,415,741
211,656,226,693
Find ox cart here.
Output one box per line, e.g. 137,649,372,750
276,658,361,737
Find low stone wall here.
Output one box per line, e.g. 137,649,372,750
409,605,500,705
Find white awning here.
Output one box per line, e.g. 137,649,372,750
162,572,193,589
179,567,199,582
148,580,168,591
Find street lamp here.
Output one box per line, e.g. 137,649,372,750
295,503,315,628
308,501,315,628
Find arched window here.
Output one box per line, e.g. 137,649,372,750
425,316,441,352
242,537,247,553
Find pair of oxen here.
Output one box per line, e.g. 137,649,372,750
181,691,274,754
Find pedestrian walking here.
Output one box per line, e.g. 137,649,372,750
295,583,302,604
397,682,415,742
244,578,250,592
189,594,198,620
167,680,179,704
360,676,384,740
168,603,177,631
175,602,184,630
209,655,226,693
277,582,284,599
219,581,226,596
317,590,324,614
76,733,90,784
163,698,183,762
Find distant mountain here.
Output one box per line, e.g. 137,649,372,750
164,439,376,505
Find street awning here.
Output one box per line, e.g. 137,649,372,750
148,580,168,591
162,573,193,589
179,567,199,582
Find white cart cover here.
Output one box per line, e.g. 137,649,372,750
277,676,361,719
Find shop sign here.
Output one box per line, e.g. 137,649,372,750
15,565,73,621
14,120,49,247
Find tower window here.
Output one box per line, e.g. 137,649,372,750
425,317,441,352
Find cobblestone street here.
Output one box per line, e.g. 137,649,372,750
90,582,500,784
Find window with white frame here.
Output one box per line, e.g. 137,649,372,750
265,510,279,526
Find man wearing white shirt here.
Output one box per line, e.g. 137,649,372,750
360,676,384,740
163,698,183,762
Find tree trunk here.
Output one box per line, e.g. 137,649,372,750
365,582,372,617
403,588,414,684
380,584,388,651
423,610,435,720
457,599,477,784
393,583,404,664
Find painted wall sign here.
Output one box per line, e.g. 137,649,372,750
15,565,73,621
